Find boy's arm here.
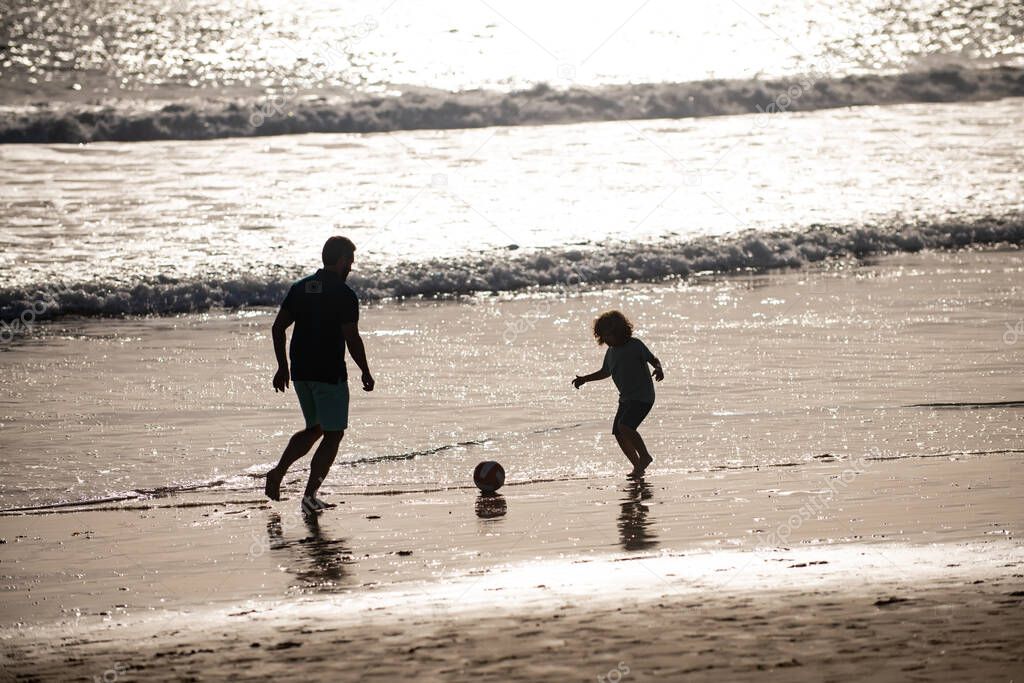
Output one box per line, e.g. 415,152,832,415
640,340,664,381
572,368,610,389
648,354,664,381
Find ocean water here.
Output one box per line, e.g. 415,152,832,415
4,0,1021,95
0,97,1022,319
0,3,1022,509
1,2,1023,316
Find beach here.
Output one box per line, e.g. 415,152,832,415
2,249,1022,680
3,1,1024,678
1,442,1021,681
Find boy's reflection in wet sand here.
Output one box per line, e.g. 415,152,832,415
618,479,658,551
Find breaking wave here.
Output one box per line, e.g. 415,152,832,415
2,65,1023,144
1,212,1021,323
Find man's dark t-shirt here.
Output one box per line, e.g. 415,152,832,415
281,269,359,384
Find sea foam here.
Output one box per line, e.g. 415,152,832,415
2,66,1022,144
1,213,1020,322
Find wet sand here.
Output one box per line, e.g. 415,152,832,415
2,454,1022,681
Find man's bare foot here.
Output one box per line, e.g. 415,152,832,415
637,454,653,474
627,468,643,479
301,495,337,516
265,467,284,501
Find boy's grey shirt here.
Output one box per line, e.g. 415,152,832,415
602,337,656,403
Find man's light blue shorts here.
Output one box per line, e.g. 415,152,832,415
294,380,349,432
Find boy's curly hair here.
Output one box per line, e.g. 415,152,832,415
593,310,633,345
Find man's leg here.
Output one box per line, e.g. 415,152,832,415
304,430,344,500
267,380,325,501
300,381,348,512
265,425,323,501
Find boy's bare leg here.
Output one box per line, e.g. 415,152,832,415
618,425,653,473
266,425,323,501
615,430,641,469
304,430,344,499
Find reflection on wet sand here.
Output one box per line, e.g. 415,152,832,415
266,512,355,592
476,493,507,520
618,480,658,551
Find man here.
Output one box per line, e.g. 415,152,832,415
265,236,374,513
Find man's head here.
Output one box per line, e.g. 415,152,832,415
322,236,356,278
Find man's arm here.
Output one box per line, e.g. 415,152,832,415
572,368,610,389
342,322,374,391
272,306,293,392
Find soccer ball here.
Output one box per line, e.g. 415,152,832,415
473,461,505,494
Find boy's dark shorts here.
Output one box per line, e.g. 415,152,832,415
612,400,654,435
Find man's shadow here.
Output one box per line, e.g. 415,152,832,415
618,479,658,551
267,512,355,592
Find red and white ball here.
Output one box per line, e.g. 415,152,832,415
473,461,505,494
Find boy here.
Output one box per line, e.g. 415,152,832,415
573,310,663,477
